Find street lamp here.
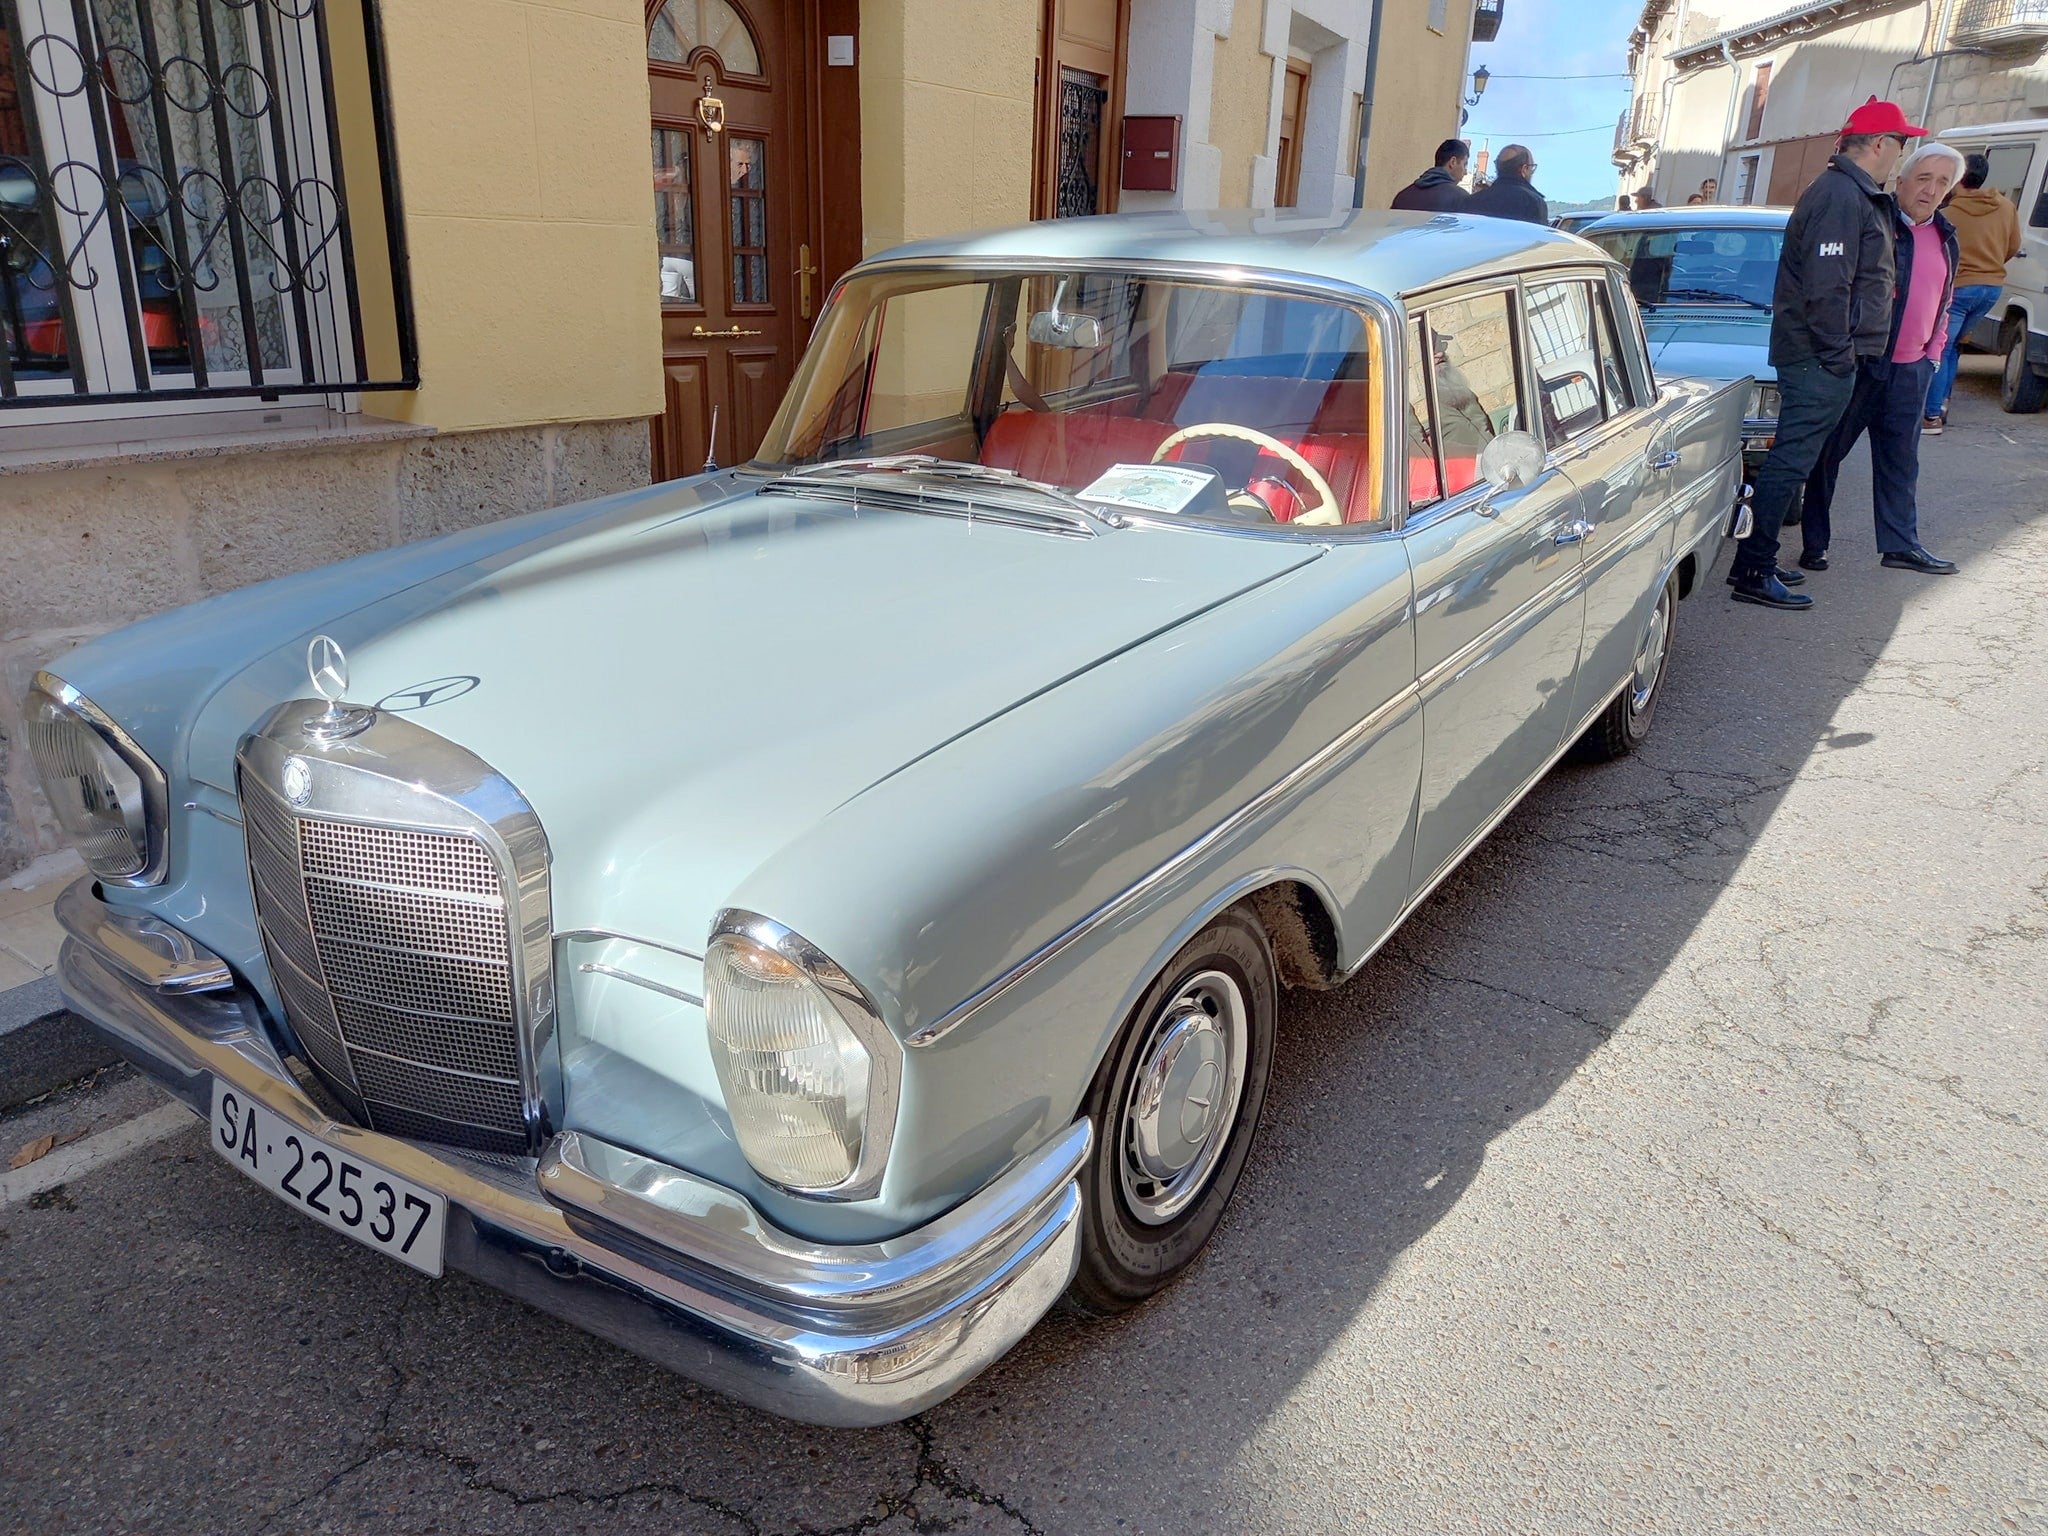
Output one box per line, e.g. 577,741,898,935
1465,65,1490,107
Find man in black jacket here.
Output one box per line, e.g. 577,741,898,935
1469,145,1548,223
1728,97,1925,610
1392,141,1473,213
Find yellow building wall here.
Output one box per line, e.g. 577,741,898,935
859,0,1038,254
1208,1,1275,208
1363,0,1475,208
357,0,661,432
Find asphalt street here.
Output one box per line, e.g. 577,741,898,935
2,361,2044,1535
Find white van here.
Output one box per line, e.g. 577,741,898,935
1934,119,2048,413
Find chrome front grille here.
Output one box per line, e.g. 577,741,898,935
240,769,533,1155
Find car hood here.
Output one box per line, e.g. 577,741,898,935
1644,313,1773,387
173,488,1320,937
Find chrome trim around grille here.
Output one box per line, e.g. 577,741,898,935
236,702,555,1154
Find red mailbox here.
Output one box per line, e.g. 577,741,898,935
1121,115,1180,193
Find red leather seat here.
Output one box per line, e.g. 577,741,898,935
980,408,1172,488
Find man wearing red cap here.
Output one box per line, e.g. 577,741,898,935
1728,97,1926,610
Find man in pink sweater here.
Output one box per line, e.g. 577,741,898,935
1800,143,1965,576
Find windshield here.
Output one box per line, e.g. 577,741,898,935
1589,225,1785,309
753,269,1384,528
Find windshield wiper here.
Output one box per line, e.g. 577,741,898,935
767,456,1120,533
1653,288,1772,311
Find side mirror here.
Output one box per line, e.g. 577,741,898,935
1476,429,1546,489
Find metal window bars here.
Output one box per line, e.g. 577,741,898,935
0,0,415,407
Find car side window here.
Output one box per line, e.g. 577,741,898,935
1421,290,1522,498
1406,319,1444,512
1525,279,1604,447
1590,283,1637,416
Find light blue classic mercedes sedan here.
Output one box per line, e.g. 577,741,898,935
28,210,1749,1425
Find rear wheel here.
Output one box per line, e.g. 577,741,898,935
1066,909,1276,1317
2001,321,2047,414
1576,578,1676,762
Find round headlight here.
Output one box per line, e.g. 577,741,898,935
703,913,899,1197
22,676,164,884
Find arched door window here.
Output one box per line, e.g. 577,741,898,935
648,0,761,76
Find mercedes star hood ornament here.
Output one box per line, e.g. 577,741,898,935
302,634,375,743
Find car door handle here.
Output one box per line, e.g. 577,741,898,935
1647,450,1680,471
1554,519,1595,545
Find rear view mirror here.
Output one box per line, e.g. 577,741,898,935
1026,276,1105,350
1477,430,1546,489
1027,309,1104,350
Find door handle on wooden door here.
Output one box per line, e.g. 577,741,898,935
795,243,818,320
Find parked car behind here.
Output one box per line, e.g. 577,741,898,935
1582,205,1792,515
1929,119,2048,413
31,209,1752,1427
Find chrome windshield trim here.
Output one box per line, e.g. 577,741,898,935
910,683,1421,1047
31,672,172,888
53,877,233,995
541,1120,1090,1325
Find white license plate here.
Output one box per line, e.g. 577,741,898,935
210,1081,447,1277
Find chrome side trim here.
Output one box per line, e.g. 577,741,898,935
1346,675,1629,984
910,683,1421,1047
182,800,244,826
52,877,232,995
706,910,904,1202
30,672,172,888
577,963,703,1009
541,1121,1090,1325
556,928,705,963
1415,556,1586,700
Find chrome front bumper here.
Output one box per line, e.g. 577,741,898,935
55,880,1087,1427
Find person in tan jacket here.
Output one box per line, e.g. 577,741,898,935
1925,152,2023,430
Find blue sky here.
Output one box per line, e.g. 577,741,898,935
1457,0,1645,206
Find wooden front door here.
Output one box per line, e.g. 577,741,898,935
648,0,810,478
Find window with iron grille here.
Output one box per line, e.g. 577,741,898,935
0,0,414,412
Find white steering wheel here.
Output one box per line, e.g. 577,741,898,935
1152,422,1343,528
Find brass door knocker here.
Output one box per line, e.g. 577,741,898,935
697,72,725,135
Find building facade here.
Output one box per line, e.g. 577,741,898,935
0,0,1478,877
1615,0,2048,205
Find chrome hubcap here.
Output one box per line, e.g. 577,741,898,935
1119,970,1248,1225
1629,591,1671,715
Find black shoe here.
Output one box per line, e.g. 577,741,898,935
1730,572,1815,610
1725,565,1806,587
1881,546,1958,575
1798,551,1829,572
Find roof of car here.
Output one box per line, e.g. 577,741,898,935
862,208,1609,304
1579,206,1792,234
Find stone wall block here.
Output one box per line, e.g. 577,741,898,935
396,429,549,541
0,472,196,638
548,418,651,507
182,444,404,596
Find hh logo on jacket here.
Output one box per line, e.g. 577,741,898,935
1819,241,1846,256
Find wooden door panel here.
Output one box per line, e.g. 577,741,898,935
727,347,783,464
662,356,713,477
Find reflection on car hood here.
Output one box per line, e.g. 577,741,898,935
179,488,1319,936
1646,316,1774,388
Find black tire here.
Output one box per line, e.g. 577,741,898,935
2001,322,2047,414
1575,577,1676,763
1065,908,1277,1318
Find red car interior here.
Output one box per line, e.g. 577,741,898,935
980,369,1484,523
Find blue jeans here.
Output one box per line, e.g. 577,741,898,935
1926,283,2002,419
1803,356,1935,558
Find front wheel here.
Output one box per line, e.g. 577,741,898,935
1066,908,1277,1317
2001,323,2047,414
1576,578,1676,763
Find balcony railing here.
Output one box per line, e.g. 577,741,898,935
1950,0,2048,43
1473,0,1504,42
